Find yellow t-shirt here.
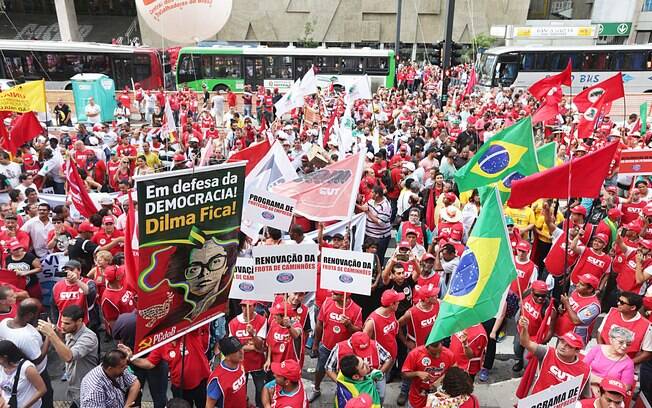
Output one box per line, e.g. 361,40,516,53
531,200,564,243
504,206,534,231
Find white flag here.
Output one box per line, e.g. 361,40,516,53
274,80,304,117
163,99,177,141
299,66,318,96
345,75,372,105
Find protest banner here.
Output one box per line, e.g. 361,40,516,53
133,162,245,355
271,152,365,221
38,252,67,307
242,188,296,232
0,80,46,112
300,212,367,251
304,105,322,126
252,244,319,294
320,248,373,296
228,257,275,302
617,149,652,175
517,375,583,408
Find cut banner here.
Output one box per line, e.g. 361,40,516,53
0,80,46,113
272,152,365,221
133,162,245,356
252,244,319,294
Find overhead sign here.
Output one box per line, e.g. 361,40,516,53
320,248,374,296
513,26,595,38
252,244,319,294
618,149,652,175
596,22,632,36
517,375,583,408
228,258,275,302
242,188,296,232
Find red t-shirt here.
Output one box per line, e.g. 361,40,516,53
72,149,96,169
92,229,124,256
402,345,455,408
52,279,90,327
266,320,302,363
117,145,138,159
317,297,363,350
146,328,210,389
100,286,135,323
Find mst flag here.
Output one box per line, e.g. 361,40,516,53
528,60,571,100
455,117,538,192
573,73,624,112
508,141,619,208
427,187,517,344
537,142,557,171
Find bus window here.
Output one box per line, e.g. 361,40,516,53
612,52,647,71
133,54,152,82
366,57,389,74
317,56,339,74
177,54,201,83
340,56,363,74
265,56,293,79
648,52,652,70
477,54,496,86
84,55,111,76
2,56,25,81
295,57,313,78
581,53,611,71
550,52,580,70
201,55,213,78
213,55,241,78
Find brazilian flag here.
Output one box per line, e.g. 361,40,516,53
537,142,557,171
427,187,517,344
455,117,538,193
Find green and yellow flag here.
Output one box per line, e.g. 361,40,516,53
641,102,648,135
537,142,557,171
455,117,538,192
427,187,517,344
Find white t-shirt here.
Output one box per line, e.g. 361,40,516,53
20,217,54,258
85,103,101,124
0,319,47,373
0,162,22,188
0,360,41,408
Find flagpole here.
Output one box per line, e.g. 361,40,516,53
561,63,574,299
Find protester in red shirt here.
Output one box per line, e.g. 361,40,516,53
401,340,455,408
262,359,309,408
265,297,303,370
51,260,95,328
92,216,125,256
577,377,627,408
0,286,16,322
100,266,135,331
449,323,488,379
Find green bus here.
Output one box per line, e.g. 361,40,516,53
175,46,395,92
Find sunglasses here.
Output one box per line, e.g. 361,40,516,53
617,299,631,306
533,293,548,299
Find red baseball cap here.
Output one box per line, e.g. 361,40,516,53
570,206,587,216
345,394,373,408
381,289,405,306
104,265,124,283
405,228,418,237
397,241,411,250
593,233,609,244
102,216,115,225
606,186,617,193
350,331,371,351
271,360,301,382
640,239,652,250
240,299,258,306
7,239,23,251
516,241,531,252
608,207,623,219
78,221,96,233
599,377,627,397
271,296,296,317
417,284,440,298
421,253,436,262
445,192,457,202
579,273,599,289
560,331,584,349
626,220,643,234
531,280,548,293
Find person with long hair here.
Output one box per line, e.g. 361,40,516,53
439,366,479,407
0,339,46,408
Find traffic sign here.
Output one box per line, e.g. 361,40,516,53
596,22,632,36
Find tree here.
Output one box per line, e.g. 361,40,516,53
298,20,319,48
463,33,496,62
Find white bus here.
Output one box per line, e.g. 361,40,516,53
476,44,652,93
0,39,164,90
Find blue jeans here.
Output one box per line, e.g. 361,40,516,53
248,370,266,407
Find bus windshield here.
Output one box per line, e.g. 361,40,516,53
477,54,496,87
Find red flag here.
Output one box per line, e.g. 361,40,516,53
2,112,42,153
226,139,271,176
65,158,99,219
323,113,337,148
576,99,605,139
258,116,267,134
508,141,619,208
573,73,625,112
461,67,477,98
528,60,572,100
123,192,138,292
0,112,10,151
515,302,554,398
271,152,365,221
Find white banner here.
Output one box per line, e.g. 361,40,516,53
38,252,68,306
301,213,367,251
243,188,296,232
253,244,319,294
517,375,583,408
320,248,373,296
228,258,275,302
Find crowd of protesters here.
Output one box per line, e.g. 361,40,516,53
0,57,647,408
